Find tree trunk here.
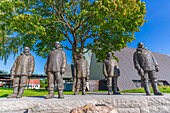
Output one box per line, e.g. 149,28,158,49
72,51,77,92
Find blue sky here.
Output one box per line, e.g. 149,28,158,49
127,0,170,54
0,0,170,74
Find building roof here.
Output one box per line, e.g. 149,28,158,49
0,70,9,75
27,79,40,84
89,47,170,91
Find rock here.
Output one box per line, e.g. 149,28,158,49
70,104,118,113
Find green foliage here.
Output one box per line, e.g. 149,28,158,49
90,0,147,62
0,0,147,62
40,79,48,89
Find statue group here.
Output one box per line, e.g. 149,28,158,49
7,42,163,99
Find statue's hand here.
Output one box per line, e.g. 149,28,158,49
118,72,120,76
105,76,107,80
86,76,89,81
61,68,65,74
10,75,14,80
155,66,159,72
44,69,47,74
138,68,144,76
28,72,32,76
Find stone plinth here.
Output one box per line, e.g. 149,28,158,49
1,93,170,113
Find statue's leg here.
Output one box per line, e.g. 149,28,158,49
149,71,163,95
141,72,151,95
45,72,55,99
55,72,64,99
72,66,77,92
74,78,81,95
82,78,86,95
7,76,19,98
107,77,112,95
113,77,121,95
16,76,28,98
72,76,76,92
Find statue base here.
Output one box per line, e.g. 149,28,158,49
0,93,170,113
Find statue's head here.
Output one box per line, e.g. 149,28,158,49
24,47,30,53
79,53,84,58
54,41,61,49
107,52,112,58
138,42,144,49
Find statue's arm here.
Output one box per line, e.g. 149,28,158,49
133,52,141,71
28,56,35,76
61,51,67,74
44,54,50,74
151,53,159,66
103,61,108,78
116,61,120,76
151,53,159,71
133,52,144,75
10,56,18,79
44,61,47,74
86,61,90,80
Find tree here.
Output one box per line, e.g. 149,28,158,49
40,79,48,89
0,0,147,91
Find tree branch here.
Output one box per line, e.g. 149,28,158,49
61,45,73,51
82,48,90,54
45,25,66,37
44,0,74,46
83,26,91,41
85,33,101,40
38,18,66,25
63,24,74,46
74,14,91,32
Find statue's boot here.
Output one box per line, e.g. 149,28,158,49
108,87,112,95
113,77,121,95
143,82,152,96
82,90,86,95
58,90,64,99
45,91,54,99
151,82,163,95
16,87,25,98
74,89,79,95
7,87,18,98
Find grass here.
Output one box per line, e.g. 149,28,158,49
1,86,170,98
0,87,74,98
120,86,170,93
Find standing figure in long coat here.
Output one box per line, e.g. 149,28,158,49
74,53,90,95
44,41,67,99
133,42,163,95
103,52,121,95
7,47,35,98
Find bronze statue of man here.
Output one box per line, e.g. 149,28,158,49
103,52,121,95
44,41,67,99
74,53,89,95
7,47,35,98
133,42,163,95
